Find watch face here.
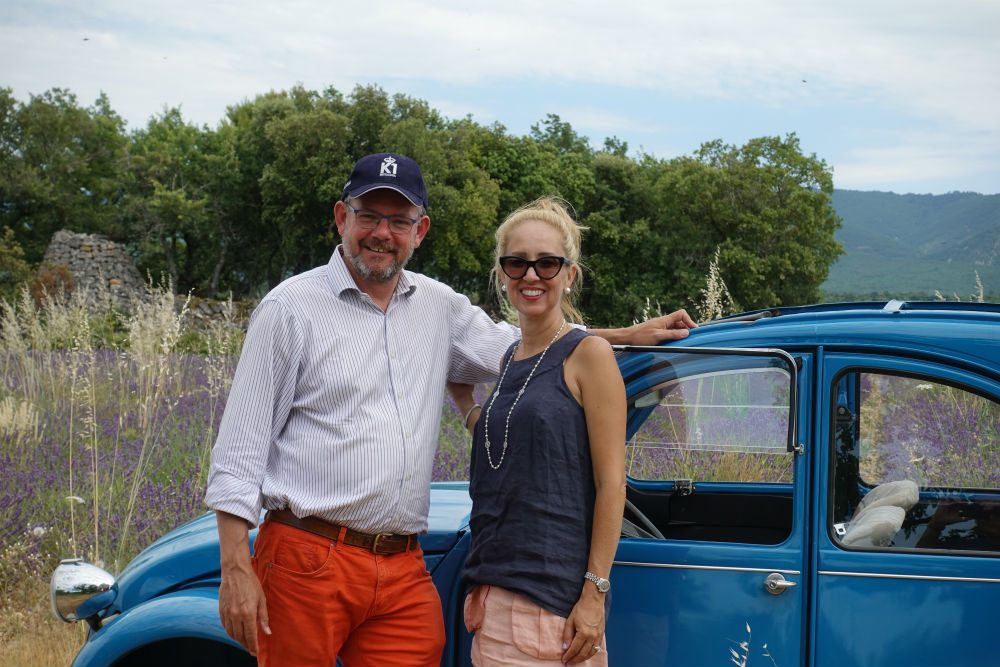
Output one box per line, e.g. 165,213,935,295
586,572,611,592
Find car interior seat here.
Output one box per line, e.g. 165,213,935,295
839,479,919,547
841,505,907,546
852,479,919,517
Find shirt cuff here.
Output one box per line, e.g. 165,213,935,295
204,471,264,527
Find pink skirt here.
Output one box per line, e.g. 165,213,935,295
464,585,609,667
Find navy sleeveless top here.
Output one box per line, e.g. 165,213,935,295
464,327,596,617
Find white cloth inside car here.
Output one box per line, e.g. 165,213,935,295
842,505,906,547
836,479,919,547
853,479,919,518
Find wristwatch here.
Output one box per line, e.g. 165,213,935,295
584,571,611,593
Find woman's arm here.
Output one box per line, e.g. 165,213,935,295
561,335,627,664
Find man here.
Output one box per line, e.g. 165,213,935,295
205,152,695,667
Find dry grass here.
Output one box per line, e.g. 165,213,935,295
0,284,241,666
0,612,84,667
1,542,85,667
697,247,737,322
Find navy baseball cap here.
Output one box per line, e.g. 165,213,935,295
342,153,428,208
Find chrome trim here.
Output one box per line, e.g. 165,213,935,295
50,558,117,623
819,570,1000,584
615,560,799,576
764,572,797,595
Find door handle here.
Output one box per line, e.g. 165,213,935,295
764,573,797,595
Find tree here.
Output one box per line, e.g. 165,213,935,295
653,134,843,310
0,89,127,261
577,152,668,325
123,108,215,293
260,107,352,275
379,115,500,299
0,227,33,303
575,135,843,325
216,91,301,292
0,87,844,316
347,85,392,157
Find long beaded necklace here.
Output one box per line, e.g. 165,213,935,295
483,321,567,470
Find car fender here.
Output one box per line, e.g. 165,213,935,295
71,588,248,667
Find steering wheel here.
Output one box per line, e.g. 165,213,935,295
623,497,665,539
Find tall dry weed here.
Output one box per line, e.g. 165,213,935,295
113,285,191,567
0,396,40,441
0,278,238,572
935,270,988,303
697,247,737,322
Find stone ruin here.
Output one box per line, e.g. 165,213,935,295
40,229,250,327
41,230,146,308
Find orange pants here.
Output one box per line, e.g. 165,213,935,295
251,518,445,667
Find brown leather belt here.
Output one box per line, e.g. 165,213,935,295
265,509,417,555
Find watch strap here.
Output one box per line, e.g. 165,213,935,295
584,570,610,592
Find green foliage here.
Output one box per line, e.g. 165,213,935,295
385,117,500,296
0,88,126,261
1,86,848,325
0,227,33,303
260,106,351,273
655,135,842,311
123,108,214,294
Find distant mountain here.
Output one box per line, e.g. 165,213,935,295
822,190,1000,300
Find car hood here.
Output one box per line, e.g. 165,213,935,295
112,481,473,613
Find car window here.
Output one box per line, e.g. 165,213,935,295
625,355,794,484
832,371,1000,553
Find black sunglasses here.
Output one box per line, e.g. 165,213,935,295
498,255,570,280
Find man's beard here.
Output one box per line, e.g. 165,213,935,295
344,242,414,282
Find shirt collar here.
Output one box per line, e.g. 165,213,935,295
327,245,416,299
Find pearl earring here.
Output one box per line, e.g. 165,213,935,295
565,287,571,293
501,284,507,291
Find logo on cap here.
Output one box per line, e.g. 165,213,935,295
380,157,397,177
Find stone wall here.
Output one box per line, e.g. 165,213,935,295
41,230,146,306
40,230,254,327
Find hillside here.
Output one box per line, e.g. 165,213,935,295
822,190,1000,299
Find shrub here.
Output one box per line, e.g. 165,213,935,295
0,228,34,304
29,264,75,307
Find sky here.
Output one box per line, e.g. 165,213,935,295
2,0,999,195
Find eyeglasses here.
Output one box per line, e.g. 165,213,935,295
345,204,420,234
498,255,570,280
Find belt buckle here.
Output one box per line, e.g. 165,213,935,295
372,532,396,555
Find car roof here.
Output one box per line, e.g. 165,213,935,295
628,300,1000,380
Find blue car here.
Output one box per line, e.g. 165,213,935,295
52,301,1000,667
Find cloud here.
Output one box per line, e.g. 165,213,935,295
1,0,998,193
833,129,1000,193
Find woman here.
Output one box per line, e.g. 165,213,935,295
453,197,626,666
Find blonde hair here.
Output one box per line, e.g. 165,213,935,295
491,196,587,324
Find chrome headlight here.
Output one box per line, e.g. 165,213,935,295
50,558,117,624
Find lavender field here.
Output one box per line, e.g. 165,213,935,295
0,349,473,575
0,288,476,662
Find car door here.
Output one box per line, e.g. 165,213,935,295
609,347,810,667
813,353,1000,667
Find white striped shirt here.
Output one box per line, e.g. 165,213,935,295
204,246,516,534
